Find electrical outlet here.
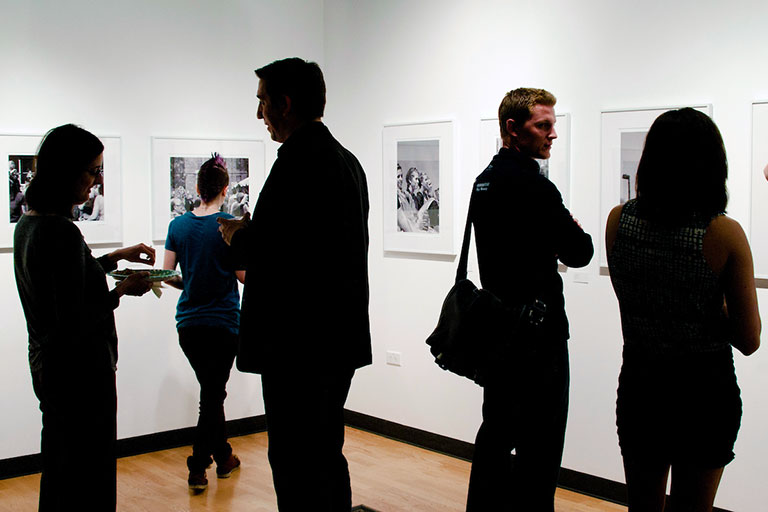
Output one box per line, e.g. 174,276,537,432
385,350,402,366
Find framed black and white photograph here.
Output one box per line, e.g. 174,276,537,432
599,105,712,268
383,121,455,255
1,134,122,248
151,137,265,242
480,113,571,207
749,102,768,283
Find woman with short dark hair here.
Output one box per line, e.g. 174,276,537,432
14,123,156,511
606,108,761,511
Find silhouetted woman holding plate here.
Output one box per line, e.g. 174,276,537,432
13,124,155,511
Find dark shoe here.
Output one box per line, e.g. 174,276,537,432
216,454,241,478
188,470,208,491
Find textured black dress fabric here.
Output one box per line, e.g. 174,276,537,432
609,199,741,468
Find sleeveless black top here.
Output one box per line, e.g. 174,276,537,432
608,199,730,356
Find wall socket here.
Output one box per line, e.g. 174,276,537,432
385,350,402,366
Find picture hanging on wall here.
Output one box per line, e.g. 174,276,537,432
382,120,455,255
479,113,571,208
1,133,123,248
599,105,712,269
749,101,768,284
151,137,266,242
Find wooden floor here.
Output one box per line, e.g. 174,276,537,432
0,427,626,511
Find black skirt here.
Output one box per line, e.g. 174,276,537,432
616,346,742,469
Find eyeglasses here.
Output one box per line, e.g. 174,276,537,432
87,165,104,177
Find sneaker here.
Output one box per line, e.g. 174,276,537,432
216,454,241,478
188,470,208,491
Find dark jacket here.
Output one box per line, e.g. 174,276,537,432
471,147,593,341
231,122,372,374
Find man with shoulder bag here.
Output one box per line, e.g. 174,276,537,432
464,88,593,511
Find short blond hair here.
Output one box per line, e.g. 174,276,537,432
498,88,556,139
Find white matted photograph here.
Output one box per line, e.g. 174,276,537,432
151,138,266,242
749,101,768,282
1,134,122,248
383,121,455,255
599,105,712,268
479,113,571,207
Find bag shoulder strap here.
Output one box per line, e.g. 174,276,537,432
455,202,473,283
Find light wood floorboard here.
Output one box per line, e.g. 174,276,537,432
0,427,626,511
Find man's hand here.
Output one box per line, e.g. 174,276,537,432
218,212,250,246
109,243,156,266
115,272,152,297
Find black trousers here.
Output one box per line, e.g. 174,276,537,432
261,368,355,512
178,326,238,472
32,362,117,511
466,339,569,512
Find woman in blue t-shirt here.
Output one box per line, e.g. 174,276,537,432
163,153,246,491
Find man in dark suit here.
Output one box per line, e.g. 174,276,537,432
465,88,593,511
219,57,371,511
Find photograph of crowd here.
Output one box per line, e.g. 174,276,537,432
10,154,107,223
396,140,440,233
9,155,36,223
619,131,646,204
169,155,250,218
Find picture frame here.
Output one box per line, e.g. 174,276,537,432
599,105,712,269
749,101,768,284
2,133,122,248
151,137,266,243
382,121,455,255
479,113,571,207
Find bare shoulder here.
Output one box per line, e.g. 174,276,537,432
703,215,750,274
706,215,748,246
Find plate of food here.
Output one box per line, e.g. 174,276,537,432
108,269,181,282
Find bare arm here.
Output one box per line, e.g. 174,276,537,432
162,249,184,290
705,216,761,355
605,204,623,258
106,243,156,267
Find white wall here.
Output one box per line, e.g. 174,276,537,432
323,1,768,511
0,0,323,453
4,1,768,511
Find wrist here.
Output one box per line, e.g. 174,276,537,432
107,248,124,265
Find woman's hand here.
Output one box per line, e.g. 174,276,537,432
218,212,250,246
115,272,152,297
109,243,156,266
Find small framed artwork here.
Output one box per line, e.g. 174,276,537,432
479,113,571,207
2,133,122,248
749,102,768,284
382,121,455,255
599,105,712,269
151,137,266,242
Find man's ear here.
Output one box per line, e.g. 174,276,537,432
505,117,518,138
280,95,292,118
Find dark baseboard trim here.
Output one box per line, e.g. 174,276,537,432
344,409,474,461
343,409,732,512
0,414,266,481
